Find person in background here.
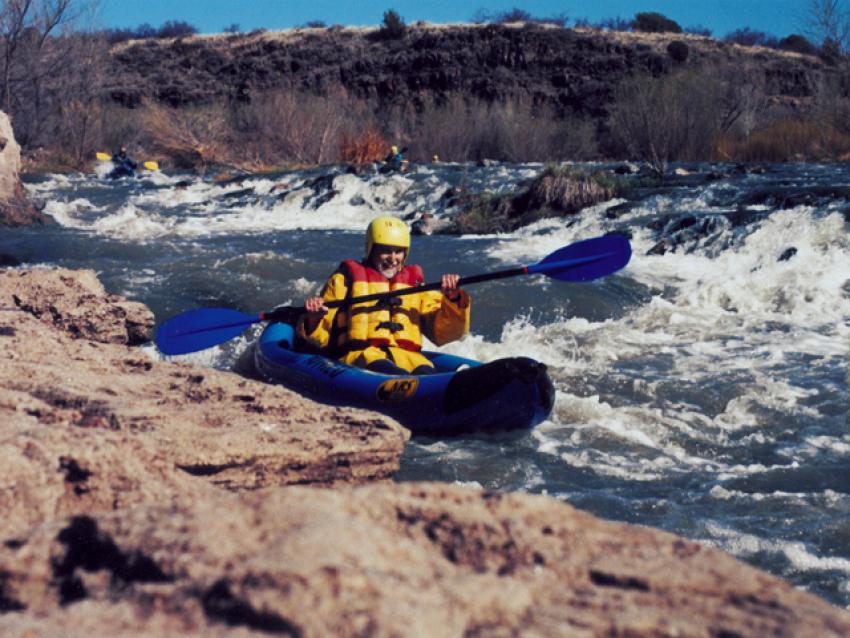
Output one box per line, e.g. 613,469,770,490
383,144,404,172
109,146,137,178
299,216,470,374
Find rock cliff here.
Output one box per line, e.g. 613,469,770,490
1,267,849,636
0,112,20,199
106,24,840,116
0,110,49,226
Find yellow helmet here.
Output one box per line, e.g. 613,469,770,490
391,145,398,153
364,216,410,258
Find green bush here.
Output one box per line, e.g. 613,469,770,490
667,40,689,62
778,34,818,56
379,9,406,39
632,12,682,34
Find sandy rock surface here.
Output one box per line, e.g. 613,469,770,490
0,267,408,537
2,483,850,637
1,267,849,636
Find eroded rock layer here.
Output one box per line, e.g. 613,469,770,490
1,267,848,636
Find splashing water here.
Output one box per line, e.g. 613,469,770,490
9,160,850,607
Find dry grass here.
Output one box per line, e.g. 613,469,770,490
717,119,850,162
524,166,615,212
455,165,618,234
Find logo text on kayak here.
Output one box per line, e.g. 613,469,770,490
376,378,419,402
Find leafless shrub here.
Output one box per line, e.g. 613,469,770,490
811,72,850,136
607,69,724,175
717,65,771,140
805,0,850,53
139,100,239,170
232,89,358,165
403,97,598,162
136,90,379,170
54,33,110,164
1,0,102,150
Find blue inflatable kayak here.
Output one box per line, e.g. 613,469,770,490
253,322,555,436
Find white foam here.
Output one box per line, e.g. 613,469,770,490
26,165,850,507
703,522,850,575
41,197,101,226
90,203,176,239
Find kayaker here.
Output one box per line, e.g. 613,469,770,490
109,146,137,178
298,215,470,374
382,145,408,172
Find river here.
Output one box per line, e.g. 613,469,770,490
5,159,849,607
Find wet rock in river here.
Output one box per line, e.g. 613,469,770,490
778,247,798,262
0,252,21,267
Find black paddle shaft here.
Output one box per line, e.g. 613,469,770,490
260,266,526,323
320,266,525,309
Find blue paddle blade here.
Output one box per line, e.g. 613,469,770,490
156,307,261,355
527,234,631,281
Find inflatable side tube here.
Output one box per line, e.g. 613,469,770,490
443,357,555,416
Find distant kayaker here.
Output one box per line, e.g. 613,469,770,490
299,216,470,374
382,145,408,173
109,146,137,179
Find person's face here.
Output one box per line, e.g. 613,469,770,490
369,244,406,278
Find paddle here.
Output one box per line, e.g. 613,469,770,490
96,152,159,171
156,233,631,355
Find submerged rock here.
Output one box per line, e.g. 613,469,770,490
778,246,798,262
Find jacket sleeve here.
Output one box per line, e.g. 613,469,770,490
419,289,471,346
295,272,348,350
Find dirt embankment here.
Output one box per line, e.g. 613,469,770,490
105,23,839,116
1,266,850,635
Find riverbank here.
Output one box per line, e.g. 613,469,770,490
1,266,849,634
9,21,850,173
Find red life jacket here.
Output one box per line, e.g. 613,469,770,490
331,259,425,354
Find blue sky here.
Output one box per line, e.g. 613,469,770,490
98,1,811,39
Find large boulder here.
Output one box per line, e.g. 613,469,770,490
1,483,849,636
4,268,155,345
0,267,408,537
0,110,50,226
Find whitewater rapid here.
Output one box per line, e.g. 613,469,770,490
14,160,850,606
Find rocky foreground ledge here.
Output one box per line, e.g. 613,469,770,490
1,267,849,636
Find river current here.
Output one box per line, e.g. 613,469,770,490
5,160,849,607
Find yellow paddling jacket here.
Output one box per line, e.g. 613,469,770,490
296,259,470,372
